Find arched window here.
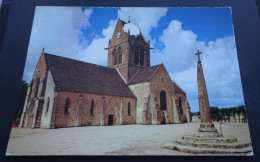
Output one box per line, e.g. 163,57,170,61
160,90,167,110
35,77,40,97
128,102,131,116
162,77,164,83
118,46,122,64
113,49,117,65
178,97,182,113
64,98,69,114
90,100,94,115
41,77,47,96
140,48,144,66
46,97,50,113
118,53,122,64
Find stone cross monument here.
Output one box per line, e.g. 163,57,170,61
195,50,219,137
163,50,252,154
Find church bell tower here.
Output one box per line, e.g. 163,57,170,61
107,18,151,82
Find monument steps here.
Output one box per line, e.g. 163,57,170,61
174,139,251,149
181,135,238,143
163,141,253,154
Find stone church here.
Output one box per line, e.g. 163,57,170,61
20,18,191,128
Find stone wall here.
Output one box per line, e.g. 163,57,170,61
149,64,175,124
40,70,56,128
128,82,150,124
53,92,136,128
20,52,48,128
174,93,191,123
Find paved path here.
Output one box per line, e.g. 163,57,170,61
6,122,252,155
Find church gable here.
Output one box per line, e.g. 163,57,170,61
149,64,175,95
128,64,161,85
28,50,51,101
109,18,128,47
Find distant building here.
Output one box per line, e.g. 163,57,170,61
191,113,201,122
20,18,191,128
230,113,247,123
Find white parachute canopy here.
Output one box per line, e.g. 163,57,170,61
123,23,140,36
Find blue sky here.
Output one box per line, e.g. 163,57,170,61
80,7,234,49
23,7,244,112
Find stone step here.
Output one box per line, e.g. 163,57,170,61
182,135,238,143
174,139,251,149
164,141,253,155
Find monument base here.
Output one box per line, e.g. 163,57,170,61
195,123,221,138
163,123,252,155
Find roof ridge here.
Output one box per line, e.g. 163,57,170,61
127,69,140,84
127,64,162,85
147,64,162,81
44,52,114,70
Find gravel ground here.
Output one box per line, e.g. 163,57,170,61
6,122,252,156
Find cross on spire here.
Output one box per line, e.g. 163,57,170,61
195,50,202,62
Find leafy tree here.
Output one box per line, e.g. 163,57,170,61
220,108,228,122
210,106,220,122
15,80,29,123
237,105,246,123
236,106,243,123
226,108,232,122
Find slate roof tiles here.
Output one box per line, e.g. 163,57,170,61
44,53,136,98
127,64,161,84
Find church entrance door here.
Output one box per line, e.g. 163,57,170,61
108,114,113,126
162,115,166,124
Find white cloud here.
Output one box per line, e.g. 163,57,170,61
152,20,205,72
123,23,140,36
23,7,93,82
118,7,168,39
156,20,244,112
78,19,117,66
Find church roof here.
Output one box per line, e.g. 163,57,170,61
172,81,186,94
44,53,136,98
128,64,161,85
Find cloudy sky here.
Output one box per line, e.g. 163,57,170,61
23,7,244,112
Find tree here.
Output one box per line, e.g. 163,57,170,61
226,108,232,122
220,108,228,122
210,106,220,122
15,80,29,123
237,105,246,123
